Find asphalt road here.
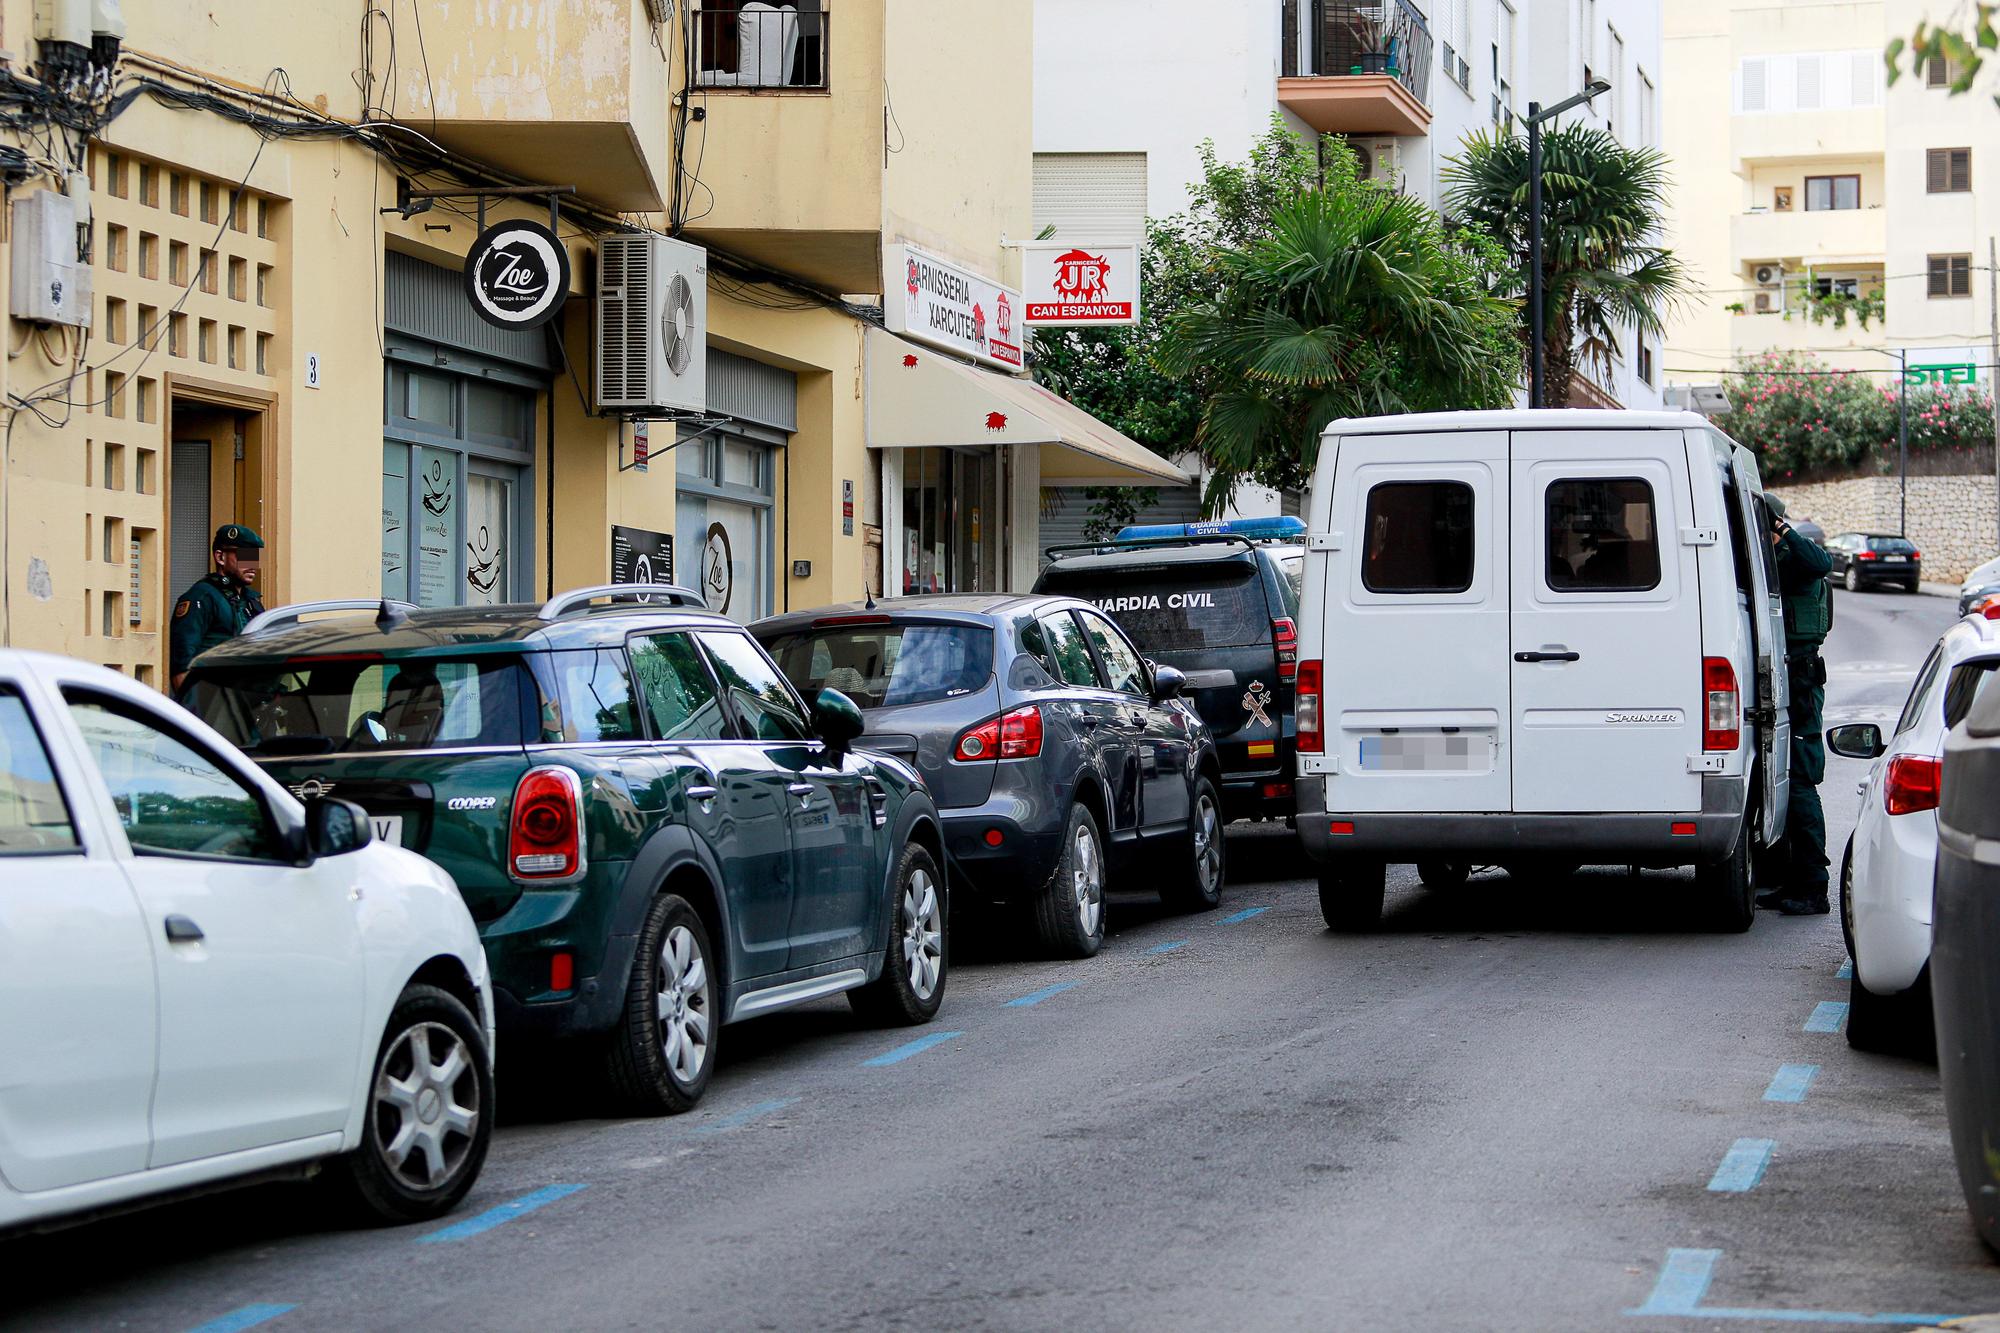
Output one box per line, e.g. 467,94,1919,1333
9,588,1996,1332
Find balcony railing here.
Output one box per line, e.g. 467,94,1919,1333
1281,0,1433,107
695,4,829,90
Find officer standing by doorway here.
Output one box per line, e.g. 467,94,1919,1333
169,524,265,693
1758,496,1835,915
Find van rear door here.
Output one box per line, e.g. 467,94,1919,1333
1726,446,1791,838
1318,429,1511,813
1507,430,1704,813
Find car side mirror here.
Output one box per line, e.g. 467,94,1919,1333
813,687,866,753
1149,664,1187,701
305,796,374,859
1826,723,1886,760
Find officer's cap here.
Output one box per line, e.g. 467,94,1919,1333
1765,494,1789,519
212,523,264,552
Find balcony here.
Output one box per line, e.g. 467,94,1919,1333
1730,206,1884,269
1277,0,1434,137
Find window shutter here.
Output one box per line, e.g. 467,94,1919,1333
1032,153,1149,246
1929,257,1950,298
1850,51,1878,105
1796,54,1822,109
1929,149,1949,193
1739,58,1767,112
1953,148,1971,191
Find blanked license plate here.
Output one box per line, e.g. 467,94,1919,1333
1357,734,1493,772
369,814,404,846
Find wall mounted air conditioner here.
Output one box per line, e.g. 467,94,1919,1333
596,232,707,415
1753,263,1782,287
1354,139,1400,187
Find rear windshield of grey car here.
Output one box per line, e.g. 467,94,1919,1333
1039,563,1270,651
761,623,994,709
184,656,533,756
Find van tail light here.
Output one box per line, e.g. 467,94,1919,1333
1272,618,1298,680
954,705,1042,761
1857,550,1879,561
1885,755,1942,816
510,766,584,880
1296,659,1324,753
1703,657,1740,752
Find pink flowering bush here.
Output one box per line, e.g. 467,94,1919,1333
1725,351,1994,480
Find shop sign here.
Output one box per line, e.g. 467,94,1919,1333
701,522,735,615
464,219,570,331
883,243,1023,371
1901,345,1980,386
611,524,674,592
1020,242,1141,327
842,479,854,536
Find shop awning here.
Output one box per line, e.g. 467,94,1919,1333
864,329,1192,486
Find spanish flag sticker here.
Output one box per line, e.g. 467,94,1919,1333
1247,741,1276,757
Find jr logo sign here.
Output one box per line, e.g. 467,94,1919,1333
1021,241,1140,328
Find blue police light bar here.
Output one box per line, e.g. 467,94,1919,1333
1114,516,1307,543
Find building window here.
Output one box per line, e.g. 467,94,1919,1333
1814,277,1860,298
678,431,776,622
1803,175,1859,211
1926,55,1953,88
694,2,828,88
1579,0,1596,90
1437,0,1472,91
1606,28,1624,135
1491,1,1517,129
1638,343,1655,386
1929,253,1973,299
1638,70,1656,145
1927,147,1972,193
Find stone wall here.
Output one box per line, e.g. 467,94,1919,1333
1766,474,1999,583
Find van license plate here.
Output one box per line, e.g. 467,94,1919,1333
1357,735,1491,772
370,814,404,846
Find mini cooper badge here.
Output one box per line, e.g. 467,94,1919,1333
1241,680,1273,730
289,777,336,800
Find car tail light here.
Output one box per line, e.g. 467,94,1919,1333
1911,550,1923,561
1885,754,1942,816
1857,550,1878,561
549,951,575,992
1977,594,2000,620
510,766,584,880
954,705,1042,761
1296,659,1324,753
1272,617,1298,680
1703,657,1740,752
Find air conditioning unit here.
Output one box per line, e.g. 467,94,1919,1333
596,232,707,415
1353,139,1400,187
1753,263,1782,287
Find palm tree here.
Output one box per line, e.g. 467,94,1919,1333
1444,123,1691,407
1158,182,1518,506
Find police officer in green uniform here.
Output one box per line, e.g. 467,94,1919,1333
169,524,265,692
1757,495,1836,915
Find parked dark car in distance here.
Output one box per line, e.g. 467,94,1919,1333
179,585,948,1117
754,594,1225,958
1825,532,1922,592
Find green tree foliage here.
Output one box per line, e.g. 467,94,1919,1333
1443,124,1692,407
1724,351,1997,480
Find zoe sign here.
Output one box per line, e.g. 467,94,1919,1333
463,220,570,330
1021,241,1140,327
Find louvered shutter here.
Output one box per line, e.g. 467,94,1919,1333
1033,154,1149,245
1740,58,1767,112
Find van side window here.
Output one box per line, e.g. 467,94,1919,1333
1361,481,1474,594
1719,474,1755,599
1546,478,1661,592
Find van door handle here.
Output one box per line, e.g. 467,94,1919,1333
163,914,204,944
1515,651,1581,663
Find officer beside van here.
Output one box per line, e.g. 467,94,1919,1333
1759,496,1836,915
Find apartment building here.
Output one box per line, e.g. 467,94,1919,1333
1033,0,1667,416
1663,1,1997,398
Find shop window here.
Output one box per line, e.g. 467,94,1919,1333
678,430,776,623
895,446,996,597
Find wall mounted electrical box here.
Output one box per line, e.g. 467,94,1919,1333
11,188,90,327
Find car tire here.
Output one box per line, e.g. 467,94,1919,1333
1417,860,1470,890
1318,859,1386,932
1697,827,1756,933
331,983,493,1225
1032,803,1107,958
849,842,947,1025
1160,778,1225,913
1838,836,1859,963
1846,963,1937,1059
604,893,716,1115
1845,565,1861,592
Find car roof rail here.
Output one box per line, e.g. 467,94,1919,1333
1042,533,1259,561
537,583,707,620
243,598,419,636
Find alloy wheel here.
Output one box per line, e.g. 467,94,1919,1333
372,1021,480,1191
1074,823,1103,938
1192,793,1221,894
902,866,944,1000
656,924,713,1086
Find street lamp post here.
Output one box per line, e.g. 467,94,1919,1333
1898,347,1909,536
1526,79,1611,409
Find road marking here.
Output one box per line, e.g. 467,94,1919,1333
1626,1248,1959,1324
1219,906,1269,924
185,1305,296,1333
416,1183,589,1244
1804,1001,1850,1034
862,1031,963,1067
1005,981,1080,1008
1763,1064,1818,1103
1837,960,1854,979
694,1097,799,1135
1706,1138,1775,1193
1148,940,1189,954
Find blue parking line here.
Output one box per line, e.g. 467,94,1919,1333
185,1305,296,1333
862,1031,963,1067
1006,981,1080,1008
1626,1248,1958,1324
1148,939,1189,954
694,1097,800,1135
1804,1001,1850,1034
1763,1064,1818,1103
1219,906,1268,924
417,1183,589,1244
1706,1138,1775,1193
1837,959,1854,979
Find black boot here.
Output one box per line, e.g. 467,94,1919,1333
1777,894,1831,916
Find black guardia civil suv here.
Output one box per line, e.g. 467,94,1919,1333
754,595,1225,959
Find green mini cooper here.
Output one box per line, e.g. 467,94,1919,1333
180,585,948,1114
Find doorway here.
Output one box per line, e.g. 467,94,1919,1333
164,379,277,613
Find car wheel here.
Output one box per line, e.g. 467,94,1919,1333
604,893,716,1115
332,983,492,1224
1033,803,1107,958
1161,778,1225,913
1847,963,1937,1059
1838,836,1858,963
1697,828,1755,933
1318,859,1386,932
1417,860,1470,890
849,842,947,1025
1846,565,1861,592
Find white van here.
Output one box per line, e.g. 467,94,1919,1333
1294,410,1792,931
